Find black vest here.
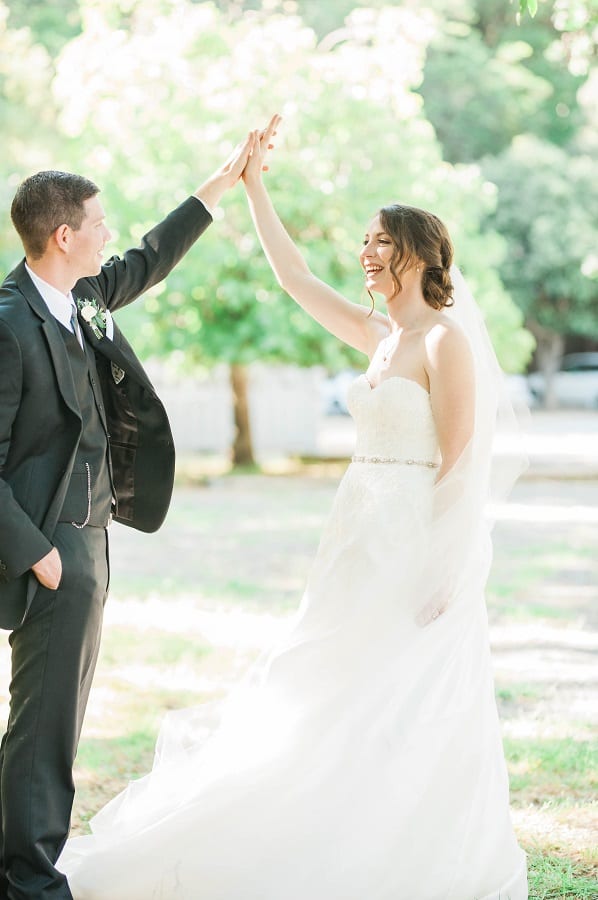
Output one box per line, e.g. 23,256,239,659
58,328,114,527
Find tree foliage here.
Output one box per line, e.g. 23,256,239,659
0,3,63,265
419,0,591,164
416,0,596,400
5,0,81,55
31,0,529,380
6,0,595,433
483,135,598,393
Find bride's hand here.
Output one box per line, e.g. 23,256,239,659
243,114,281,188
415,595,449,628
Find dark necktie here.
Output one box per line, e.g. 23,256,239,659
69,302,83,348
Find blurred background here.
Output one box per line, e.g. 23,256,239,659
1,3,597,893
0,0,596,465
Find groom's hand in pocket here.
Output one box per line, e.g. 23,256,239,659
32,547,62,590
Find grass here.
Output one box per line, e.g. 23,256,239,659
497,684,543,705
503,733,597,894
527,852,598,898
77,730,158,781
73,730,159,827
505,737,597,803
100,626,213,666
94,477,598,894
81,476,598,894
2,473,595,893
487,535,597,624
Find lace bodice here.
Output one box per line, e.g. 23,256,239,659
347,374,439,464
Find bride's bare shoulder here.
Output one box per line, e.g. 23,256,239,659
424,313,469,346
423,314,473,374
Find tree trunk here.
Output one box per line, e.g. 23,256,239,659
230,363,256,467
528,320,565,409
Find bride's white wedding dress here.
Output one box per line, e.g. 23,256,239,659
59,372,528,899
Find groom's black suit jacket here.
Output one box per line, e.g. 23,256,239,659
0,196,212,630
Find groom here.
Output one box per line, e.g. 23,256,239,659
0,132,256,899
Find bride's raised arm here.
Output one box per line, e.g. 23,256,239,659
243,116,387,356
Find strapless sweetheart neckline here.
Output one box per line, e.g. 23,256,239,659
360,373,430,398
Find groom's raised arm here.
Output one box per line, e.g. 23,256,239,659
87,196,213,313
82,130,257,313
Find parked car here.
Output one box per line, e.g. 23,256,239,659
320,369,361,415
505,374,536,409
527,353,598,409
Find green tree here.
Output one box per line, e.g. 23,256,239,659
0,2,62,270
520,0,598,31
483,135,598,405
419,0,591,164
0,0,536,460
43,0,531,462
5,0,81,56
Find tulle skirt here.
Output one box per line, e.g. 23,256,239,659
59,462,527,899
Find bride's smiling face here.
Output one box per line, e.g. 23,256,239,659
360,215,396,299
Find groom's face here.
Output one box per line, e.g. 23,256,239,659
68,195,112,278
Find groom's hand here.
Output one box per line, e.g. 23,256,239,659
32,546,62,590
194,131,257,211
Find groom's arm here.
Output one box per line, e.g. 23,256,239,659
80,131,256,313
85,196,213,314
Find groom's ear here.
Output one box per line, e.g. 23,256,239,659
52,224,71,254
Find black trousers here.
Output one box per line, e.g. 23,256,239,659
0,523,109,900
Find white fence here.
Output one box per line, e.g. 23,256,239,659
146,362,325,459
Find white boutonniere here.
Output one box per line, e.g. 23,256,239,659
76,297,107,340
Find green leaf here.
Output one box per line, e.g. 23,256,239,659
0,0,536,379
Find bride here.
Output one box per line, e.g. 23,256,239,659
59,118,528,899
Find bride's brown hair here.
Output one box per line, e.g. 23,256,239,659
368,204,454,312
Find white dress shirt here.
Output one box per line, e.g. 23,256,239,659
25,263,114,341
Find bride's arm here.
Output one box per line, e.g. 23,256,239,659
416,323,475,626
243,117,387,356
425,322,475,481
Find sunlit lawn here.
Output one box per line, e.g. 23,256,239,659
77,472,598,896
1,471,595,896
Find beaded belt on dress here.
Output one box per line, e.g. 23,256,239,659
351,454,439,469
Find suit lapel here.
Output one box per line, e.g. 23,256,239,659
82,317,156,393
15,264,82,421
70,280,158,394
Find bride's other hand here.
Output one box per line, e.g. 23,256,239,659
243,114,281,187
242,114,383,355
415,594,449,628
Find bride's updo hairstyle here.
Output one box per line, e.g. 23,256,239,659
378,204,454,310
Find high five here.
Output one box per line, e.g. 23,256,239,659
56,116,527,899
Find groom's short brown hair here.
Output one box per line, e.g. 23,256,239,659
11,170,100,260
